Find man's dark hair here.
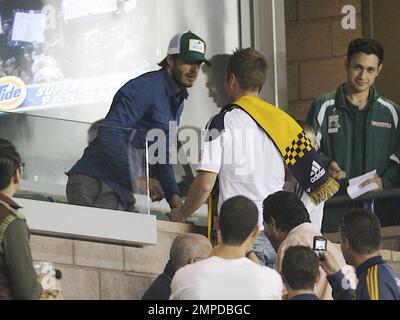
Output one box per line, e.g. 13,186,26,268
263,191,310,231
340,209,382,254
282,246,319,291
158,55,178,67
219,196,258,246
347,38,384,65
0,138,15,150
0,140,21,190
226,48,267,92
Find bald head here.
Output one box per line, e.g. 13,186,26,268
170,233,212,271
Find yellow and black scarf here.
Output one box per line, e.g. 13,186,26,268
207,96,339,241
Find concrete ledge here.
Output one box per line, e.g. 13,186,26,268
29,220,192,299
30,235,74,265
124,232,173,274
325,226,400,252
57,264,100,300
381,250,392,261
20,198,158,246
100,272,153,300
157,220,195,234
74,241,124,271
393,251,400,262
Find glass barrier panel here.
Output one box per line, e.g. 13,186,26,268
0,111,152,215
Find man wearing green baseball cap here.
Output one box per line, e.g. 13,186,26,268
66,31,210,212
159,31,211,67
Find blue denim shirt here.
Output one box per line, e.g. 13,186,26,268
67,68,188,208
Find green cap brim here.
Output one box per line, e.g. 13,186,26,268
179,52,211,66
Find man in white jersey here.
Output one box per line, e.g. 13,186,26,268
170,196,283,300
170,48,285,267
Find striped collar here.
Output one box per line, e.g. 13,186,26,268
0,192,21,210
335,83,379,111
356,255,384,278
290,293,319,300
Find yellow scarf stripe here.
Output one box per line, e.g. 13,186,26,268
231,96,339,205
233,96,313,163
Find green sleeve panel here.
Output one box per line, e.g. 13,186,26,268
376,98,400,189
3,220,42,300
381,162,399,190
306,98,334,169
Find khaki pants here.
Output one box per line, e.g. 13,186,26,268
66,174,135,211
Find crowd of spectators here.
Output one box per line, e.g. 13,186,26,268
0,11,64,84
1,2,400,301
0,0,150,84
142,194,400,300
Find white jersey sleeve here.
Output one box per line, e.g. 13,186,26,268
197,111,228,174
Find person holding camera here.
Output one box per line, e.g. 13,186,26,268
262,191,356,300
320,209,400,300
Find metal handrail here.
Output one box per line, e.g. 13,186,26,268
325,188,400,207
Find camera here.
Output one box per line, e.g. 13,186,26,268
313,236,327,261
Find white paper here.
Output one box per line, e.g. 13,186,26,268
347,169,378,199
348,169,376,186
347,182,379,199
11,11,46,43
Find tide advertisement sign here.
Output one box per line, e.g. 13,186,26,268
0,76,27,111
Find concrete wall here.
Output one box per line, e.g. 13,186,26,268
370,0,400,104
30,221,196,300
284,0,363,119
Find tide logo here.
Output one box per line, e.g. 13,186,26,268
0,76,27,111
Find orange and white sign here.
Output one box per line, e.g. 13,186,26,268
0,76,27,111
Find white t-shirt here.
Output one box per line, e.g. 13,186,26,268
170,256,283,300
198,108,285,229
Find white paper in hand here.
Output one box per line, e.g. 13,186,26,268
347,169,378,199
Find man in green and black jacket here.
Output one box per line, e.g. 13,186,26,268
307,38,400,231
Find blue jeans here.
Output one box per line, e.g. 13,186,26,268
252,231,276,269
